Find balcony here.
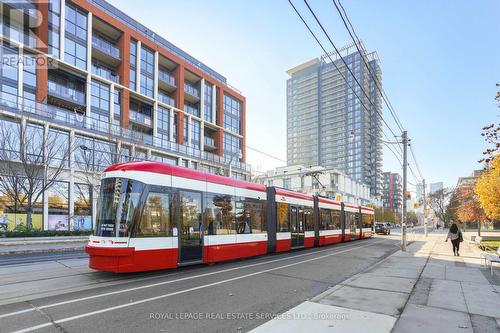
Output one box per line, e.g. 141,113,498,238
47,80,86,107
129,110,152,127
204,136,217,151
92,34,121,66
158,70,176,92
184,83,200,103
184,104,200,118
92,63,120,83
158,93,175,107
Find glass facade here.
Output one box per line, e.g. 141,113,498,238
223,93,241,134
191,119,200,149
48,0,61,57
129,39,137,90
204,81,213,122
64,3,87,70
223,133,241,160
286,49,382,196
140,45,154,97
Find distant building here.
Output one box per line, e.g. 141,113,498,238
253,165,373,206
457,170,484,188
286,42,382,197
429,182,444,194
382,172,402,218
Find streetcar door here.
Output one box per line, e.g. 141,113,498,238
349,212,357,240
178,190,203,263
290,206,304,248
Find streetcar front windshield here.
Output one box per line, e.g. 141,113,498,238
95,178,146,237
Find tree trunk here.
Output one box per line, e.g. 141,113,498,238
26,209,32,230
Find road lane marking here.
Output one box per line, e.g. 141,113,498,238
9,239,391,333
1,239,389,320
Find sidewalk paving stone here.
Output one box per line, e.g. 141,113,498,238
344,273,417,293
249,301,397,333
393,303,473,333
427,279,468,312
461,281,500,318
317,285,408,316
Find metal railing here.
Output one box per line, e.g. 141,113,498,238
0,91,251,172
92,34,121,59
47,80,86,105
129,110,152,127
184,83,200,98
158,70,176,86
158,93,175,107
204,136,215,148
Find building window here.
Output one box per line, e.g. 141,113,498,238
140,45,154,97
283,178,291,189
223,133,241,160
48,0,61,57
223,93,241,134
73,183,92,230
113,89,121,127
129,39,137,90
204,82,213,122
47,181,69,231
191,119,200,149
90,80,110,113
64,3,87,69
0,44,18,102
75,135,116,171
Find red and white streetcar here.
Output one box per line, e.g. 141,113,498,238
86,161,374,273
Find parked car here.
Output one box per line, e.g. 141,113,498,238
375,223,391,235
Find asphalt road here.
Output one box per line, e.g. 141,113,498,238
0,237,401,333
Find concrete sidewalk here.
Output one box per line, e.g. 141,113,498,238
250,234,500,333
0,236,88,255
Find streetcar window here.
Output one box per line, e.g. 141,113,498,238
95,178,145,237
362,214,374,228
276,202,289,232
331,210,341,230
304,208,314,231
136,192,171,237
320,209,331,230
204,193,235,235
234,197,267,234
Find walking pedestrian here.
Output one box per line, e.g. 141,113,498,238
445,223,463,256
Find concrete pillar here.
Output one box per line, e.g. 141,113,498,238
69,168,75,230
200,122,205,152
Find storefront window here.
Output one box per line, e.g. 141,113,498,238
73,183,92,230
47,181,69,231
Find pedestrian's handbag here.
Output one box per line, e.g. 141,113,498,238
458,231,463,242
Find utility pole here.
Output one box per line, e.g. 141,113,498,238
402,131,408,251
423,178,428,237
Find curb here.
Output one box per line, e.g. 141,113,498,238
0,246,86,255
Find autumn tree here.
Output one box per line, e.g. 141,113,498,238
475,155,500,221
455,184,487,235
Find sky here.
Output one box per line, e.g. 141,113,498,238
108,0,500,189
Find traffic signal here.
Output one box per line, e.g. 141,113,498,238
413,202,419,209
406,191,411,199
